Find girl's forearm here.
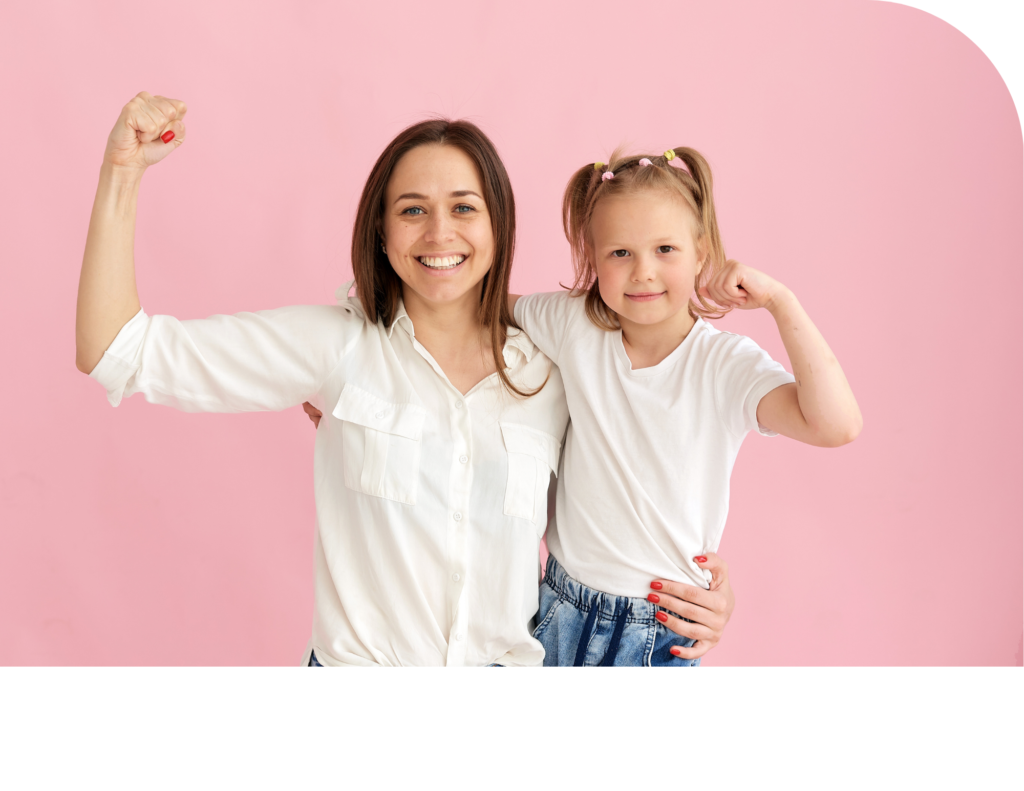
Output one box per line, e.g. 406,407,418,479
75,163,145,374
767,289,862,445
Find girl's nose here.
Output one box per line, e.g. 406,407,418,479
631,254,657,281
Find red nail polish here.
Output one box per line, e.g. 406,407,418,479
650,581,663,590
655,612,668,623
670,647,680,656
695,555,707,563
161,130,175,144
647,593,660,603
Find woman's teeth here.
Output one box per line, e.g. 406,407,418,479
418,255,466,269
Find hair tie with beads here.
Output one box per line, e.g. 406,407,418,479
594,162,605,171
663,149,676,161
638,158,653,167
601,170,615,181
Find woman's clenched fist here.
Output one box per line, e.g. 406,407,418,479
104,91,187,172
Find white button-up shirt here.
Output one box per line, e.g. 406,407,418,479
90,282,568,666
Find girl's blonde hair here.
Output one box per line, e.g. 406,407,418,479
562,146,730,330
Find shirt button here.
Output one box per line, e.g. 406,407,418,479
453,512,462,522
374,411,385,419
454,633,463,642
452,573,461,582
455,401,463,410
459,455,468,464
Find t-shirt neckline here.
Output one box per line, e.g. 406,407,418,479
613,317,707,377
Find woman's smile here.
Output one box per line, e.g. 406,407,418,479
417,252,468,274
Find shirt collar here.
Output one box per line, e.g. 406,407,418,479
338,280,537,363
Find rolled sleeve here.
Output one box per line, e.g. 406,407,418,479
89,308,150,407
89,304,363,413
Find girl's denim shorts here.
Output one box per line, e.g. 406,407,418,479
533,555,701,667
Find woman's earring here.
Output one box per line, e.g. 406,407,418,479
381,243,387,254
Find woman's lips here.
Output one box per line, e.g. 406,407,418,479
417,254,468,276
625,291,665,302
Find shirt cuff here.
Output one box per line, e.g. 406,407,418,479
89,308,150,407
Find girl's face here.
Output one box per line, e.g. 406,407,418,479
589,189,704,334
383,144,495,315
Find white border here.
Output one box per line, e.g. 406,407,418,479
886,1,1023,119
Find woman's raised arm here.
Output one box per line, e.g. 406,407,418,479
75,92,187,374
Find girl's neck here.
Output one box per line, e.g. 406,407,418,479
619,309,697,370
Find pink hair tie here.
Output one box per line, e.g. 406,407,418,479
602,170,615,181
638,158,653,167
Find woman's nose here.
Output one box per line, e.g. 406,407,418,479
424,211,455,242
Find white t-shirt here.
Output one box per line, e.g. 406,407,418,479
515,291,795,597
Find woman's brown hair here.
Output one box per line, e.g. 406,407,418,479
562,147,729,330
351,118,535,396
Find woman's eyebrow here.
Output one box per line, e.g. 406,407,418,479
393,190,483,203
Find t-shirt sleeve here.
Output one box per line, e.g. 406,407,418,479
513,291,579,364
713,333,796,437
89,302,365,412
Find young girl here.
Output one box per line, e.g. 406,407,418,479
511,147,862,666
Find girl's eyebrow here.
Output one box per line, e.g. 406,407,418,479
393,190,483,204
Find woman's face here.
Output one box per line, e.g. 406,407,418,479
383,144,495,314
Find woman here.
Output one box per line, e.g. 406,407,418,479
76,91,734,666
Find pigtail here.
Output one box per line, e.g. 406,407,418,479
562,163,619,330
670,147,728,319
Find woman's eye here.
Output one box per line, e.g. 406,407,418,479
657,245,674,254
402,207,425,216
454,204,475,214
611,249,630,258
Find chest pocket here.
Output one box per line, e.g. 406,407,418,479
333,384,426,505
500,423,561,523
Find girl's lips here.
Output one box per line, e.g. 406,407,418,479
626,291,665,302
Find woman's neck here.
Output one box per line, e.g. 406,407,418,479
402,285,496,394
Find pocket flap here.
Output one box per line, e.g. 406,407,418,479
500,423,562,475
332,383,427,440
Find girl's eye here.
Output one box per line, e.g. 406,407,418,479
657,245,675,254
611,249,630,258
402,207,425,216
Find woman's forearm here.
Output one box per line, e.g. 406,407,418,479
767,289,862,445
76,163,145,374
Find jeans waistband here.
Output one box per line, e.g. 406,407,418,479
544,555,662,625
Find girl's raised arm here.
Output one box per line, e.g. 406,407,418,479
76,92,187,374
701,260,863,448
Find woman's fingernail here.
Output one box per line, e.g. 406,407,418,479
655,612,668,623
647,593,660,603
161,130,175,144
695,556,707,563
650,581,663,590
670,647,681,656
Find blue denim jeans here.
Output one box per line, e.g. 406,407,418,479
308,650,323,667
533,555,701,667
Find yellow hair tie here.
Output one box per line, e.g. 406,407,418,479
594,162,605,171
663,149,676,161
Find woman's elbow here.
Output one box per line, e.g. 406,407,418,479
76,351,97,376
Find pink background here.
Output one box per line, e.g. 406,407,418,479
0,0,1019,666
